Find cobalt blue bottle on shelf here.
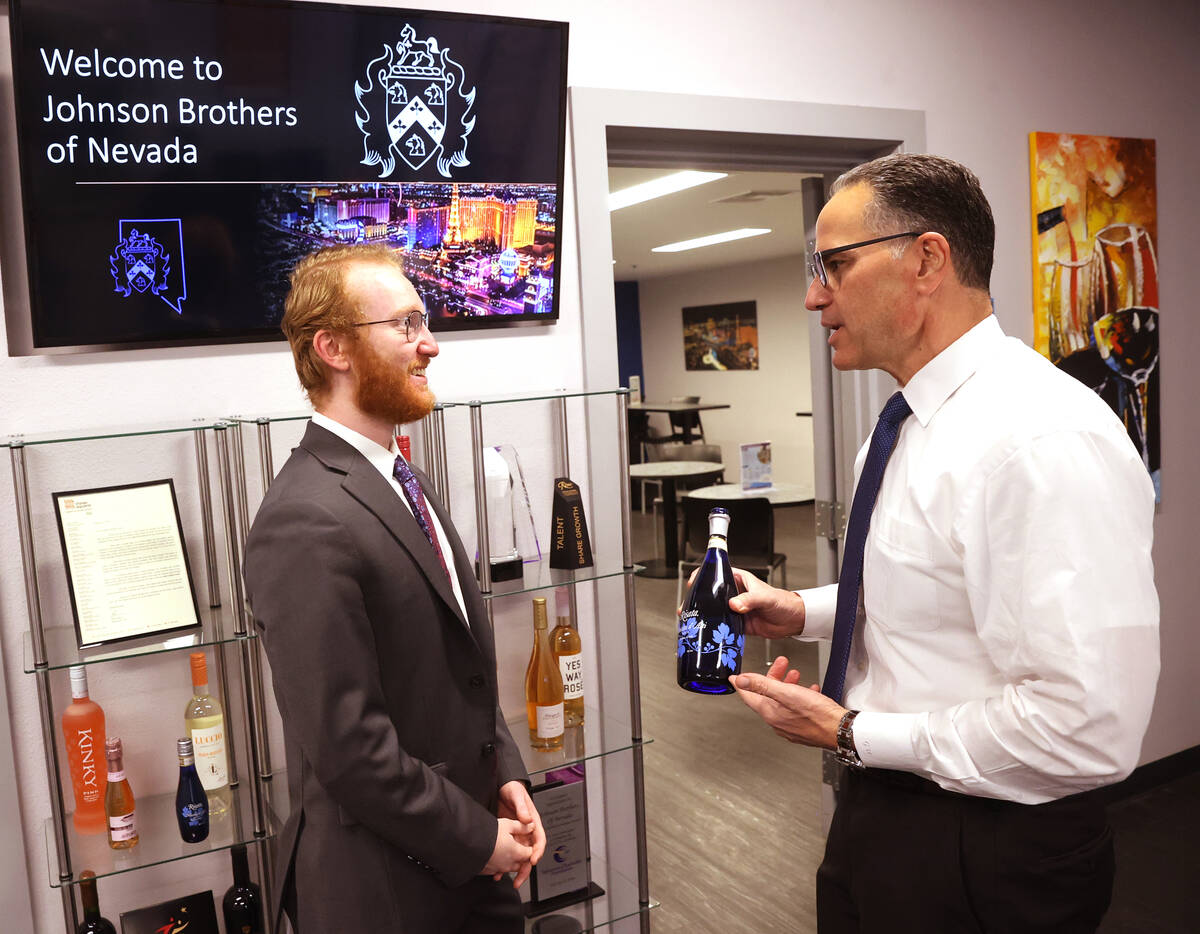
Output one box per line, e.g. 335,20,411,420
175,737,209,843
677,507,744,694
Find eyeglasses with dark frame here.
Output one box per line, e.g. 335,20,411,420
349,309,430,343
807,231,924,287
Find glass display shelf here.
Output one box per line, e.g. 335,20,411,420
224,410,315,426
226,388,624,426
23,606,251,673
442,387,624,407
483,556,640,601
267,712,651,826
46,776,271,888
1,418,222,448
224,403,458,426
508,709,651,782
523,853,657,932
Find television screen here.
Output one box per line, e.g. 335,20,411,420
5,0,568,352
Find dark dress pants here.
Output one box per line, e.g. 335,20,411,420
817,767,1115,933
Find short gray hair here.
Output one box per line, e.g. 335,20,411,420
831,153,994,291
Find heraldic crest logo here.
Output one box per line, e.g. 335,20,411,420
354,23,476,178
108,219,188,314
110,228,169,297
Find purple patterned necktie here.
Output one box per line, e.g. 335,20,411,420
393,456,451,582
822,391,912,704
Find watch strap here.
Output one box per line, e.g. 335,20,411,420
834,708,863,769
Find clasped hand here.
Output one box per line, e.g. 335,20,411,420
483,779,546,888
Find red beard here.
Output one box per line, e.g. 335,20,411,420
349,336,435,427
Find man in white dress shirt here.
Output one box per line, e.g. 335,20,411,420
730,154,1159,932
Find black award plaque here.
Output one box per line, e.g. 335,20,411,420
549,478,594,569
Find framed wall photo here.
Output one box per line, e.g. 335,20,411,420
682,301,759,371
52,479,202,648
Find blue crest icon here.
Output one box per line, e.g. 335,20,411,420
108,219,187,314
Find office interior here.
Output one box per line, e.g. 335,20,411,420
2,1,1197,931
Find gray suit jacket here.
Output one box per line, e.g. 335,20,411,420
243,422,527,932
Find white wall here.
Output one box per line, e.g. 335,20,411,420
635,255,814,493
4,0,1199,930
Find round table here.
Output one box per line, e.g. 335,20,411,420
628,461,725,577
686,481,814,506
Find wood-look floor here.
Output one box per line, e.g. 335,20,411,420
633,503,824,934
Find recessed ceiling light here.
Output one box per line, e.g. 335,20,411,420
608,170,726,211
651,228,772,253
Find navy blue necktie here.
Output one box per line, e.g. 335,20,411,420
822,391,912,704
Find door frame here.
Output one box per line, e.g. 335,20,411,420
569,88,925,833
570,86,925,568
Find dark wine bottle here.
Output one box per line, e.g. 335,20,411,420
677,507,744,695
175,737,209,842
223,844,264,934
76,870,117,934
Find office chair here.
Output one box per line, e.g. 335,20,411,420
667,395,705,444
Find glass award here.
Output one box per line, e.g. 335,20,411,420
478,444,542,582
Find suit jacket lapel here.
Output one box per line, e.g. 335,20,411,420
299,423,473,635
409,462,493,643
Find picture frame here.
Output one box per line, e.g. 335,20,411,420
52,478,202,648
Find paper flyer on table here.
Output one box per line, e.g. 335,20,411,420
740,441,772,489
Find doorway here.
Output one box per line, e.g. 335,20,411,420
570,87,925,933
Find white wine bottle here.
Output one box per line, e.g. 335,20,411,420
184,652,231,816
524,597,564,749
551,586,584,727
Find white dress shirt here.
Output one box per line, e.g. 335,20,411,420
311,412,468,618
799,316,1159,803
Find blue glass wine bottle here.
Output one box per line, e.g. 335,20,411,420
175,737,209,843
677,507,745,694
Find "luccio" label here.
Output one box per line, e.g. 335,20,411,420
191,723,228,789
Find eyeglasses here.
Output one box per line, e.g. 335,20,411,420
350,309,430,342
807,231,924,287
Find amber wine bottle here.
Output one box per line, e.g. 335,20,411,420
524,597,564,749
185,652,231,816
103,737,138,850
551,586,584,727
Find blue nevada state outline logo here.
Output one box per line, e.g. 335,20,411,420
108,220,188,314
355,24,476,178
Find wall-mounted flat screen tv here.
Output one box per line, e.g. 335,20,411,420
5,0,568,353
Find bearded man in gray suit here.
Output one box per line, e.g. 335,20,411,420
244,244,543,933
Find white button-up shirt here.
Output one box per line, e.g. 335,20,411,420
312,412,467,618
800,316,1159,803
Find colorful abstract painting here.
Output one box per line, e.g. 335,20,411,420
682,301,759,371
1029,132,1160,497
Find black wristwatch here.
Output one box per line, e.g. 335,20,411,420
834,709,864,769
